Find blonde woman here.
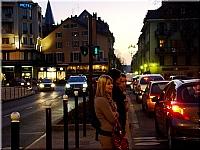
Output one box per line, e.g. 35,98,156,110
94,74,118,149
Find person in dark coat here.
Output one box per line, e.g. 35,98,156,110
107,69,127,133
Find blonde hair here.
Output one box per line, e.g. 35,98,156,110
95,74,113,98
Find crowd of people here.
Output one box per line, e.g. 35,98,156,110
94,69,129,149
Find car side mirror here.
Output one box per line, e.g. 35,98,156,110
152,96,159,102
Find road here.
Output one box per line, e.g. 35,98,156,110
1,85,85,149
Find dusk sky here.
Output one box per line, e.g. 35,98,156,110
35,0,162,65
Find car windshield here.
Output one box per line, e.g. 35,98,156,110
41,79,52,83
178,83,200,103
68,77,86,82
151,83,168,94
140,76,164,84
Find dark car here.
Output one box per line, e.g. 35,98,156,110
37,78,55,91
9,78,31,87
152,79,200,149
65,75,88,96
169,75,188,80
141,80,169,117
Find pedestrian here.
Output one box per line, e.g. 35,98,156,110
107,69,127,133
94,74,118,149
119,73,129,132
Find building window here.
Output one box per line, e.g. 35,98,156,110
23,37,28,44
180,7,186,14
30,38,33,45
159,40,165,48
29,9,32,19
23,22,28,34
71,24,78,28
66,42,69,46
160,56,164,65
71,52,80,62
45,53,53,62
82,30,88,36
99,50,104,61
82,40,88,46
56,32,62,38
56,42,62,48
63,24,69,29
72,41,79,48
22,8,27,19
30,23,32,34
170,40,177,52
72,31,79,37
172,56,177,65
2,38,9,44
56,53,64,62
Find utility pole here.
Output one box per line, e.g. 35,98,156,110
88,14,93,108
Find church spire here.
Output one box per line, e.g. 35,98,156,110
45,0,55,25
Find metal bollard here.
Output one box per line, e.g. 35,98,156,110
11,112,20,150
74,90,79,148
46,100,52,150
82,88,86,137
63,94,69,150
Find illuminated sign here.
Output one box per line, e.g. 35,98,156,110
20,3,33,9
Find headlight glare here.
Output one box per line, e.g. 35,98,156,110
66,84,70,88
83,83,88,88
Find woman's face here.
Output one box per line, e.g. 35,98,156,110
119,77,127,90
105,79,113,93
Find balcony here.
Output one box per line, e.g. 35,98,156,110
155,47,197,54
2,14,13,22
2,28,14,34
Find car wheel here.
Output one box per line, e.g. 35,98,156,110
167,126,177,149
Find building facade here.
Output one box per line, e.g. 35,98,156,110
1,1,44,83
1,1,115,83
40,10,115,81
133,1,199,79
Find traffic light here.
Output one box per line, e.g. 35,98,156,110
92,45,100,55
80,46,88,57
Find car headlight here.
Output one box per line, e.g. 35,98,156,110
66,84,70,88
27,82,30,85
21,83,24,85
51,83,55,87
83,83,88,88
39,84,44,88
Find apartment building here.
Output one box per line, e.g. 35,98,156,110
40,10,115,80
1,1,44,83
134,1,199,79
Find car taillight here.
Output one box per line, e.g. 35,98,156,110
171,105,190,120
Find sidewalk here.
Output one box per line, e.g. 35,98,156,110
25,93,138,150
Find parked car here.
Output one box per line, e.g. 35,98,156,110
65,75,88,95
9,78,31,87
152,79,200,149
169,75,188,80
135,74,165,103
125,73,135,89
37,78,55,91
141,80,169,117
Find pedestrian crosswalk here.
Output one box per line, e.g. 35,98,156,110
133,136,167,146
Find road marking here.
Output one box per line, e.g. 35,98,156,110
133,136,168,146
26,106,33,110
